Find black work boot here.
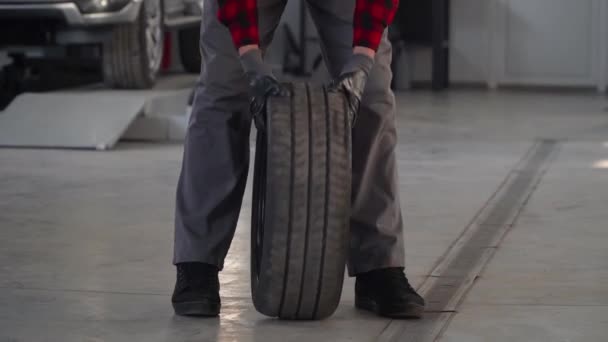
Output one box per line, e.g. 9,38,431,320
355,267,425,319
172,262,221,317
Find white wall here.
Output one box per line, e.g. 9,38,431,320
409,0,490,84
449,0,490,83
275,0,608,91
493,0,603,88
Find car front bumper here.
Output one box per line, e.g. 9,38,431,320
0,0,143,26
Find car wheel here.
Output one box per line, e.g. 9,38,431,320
103,0,164,89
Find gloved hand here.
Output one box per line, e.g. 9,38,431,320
240,49,289,130
329,53,375,127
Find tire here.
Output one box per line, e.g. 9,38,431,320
178,26,201,73
103,0,164,89
251,83,351,320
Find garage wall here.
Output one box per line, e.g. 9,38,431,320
492,0,604,88
449,0,490,83
272,0,608,91
410,0,491,84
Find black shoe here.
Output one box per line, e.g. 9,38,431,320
172,262,221,317
355,267,425,319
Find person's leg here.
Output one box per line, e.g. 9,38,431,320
306,0,405,276
306,0,424,318
174,0,287,269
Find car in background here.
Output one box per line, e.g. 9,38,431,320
0,0,203,89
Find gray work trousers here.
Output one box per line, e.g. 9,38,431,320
174,0,405,276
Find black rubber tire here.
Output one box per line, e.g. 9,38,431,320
103,0,163,89
178,26,201,73
251,83,351,320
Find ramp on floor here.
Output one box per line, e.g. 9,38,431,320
0,92,148,150
0,74,196,150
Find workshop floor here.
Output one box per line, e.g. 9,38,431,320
1,90,607,341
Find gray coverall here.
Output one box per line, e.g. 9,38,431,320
174,0,405,276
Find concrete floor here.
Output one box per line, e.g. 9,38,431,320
1,90,607,341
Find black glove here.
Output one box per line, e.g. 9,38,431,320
240,49,289,130
329,53,375,127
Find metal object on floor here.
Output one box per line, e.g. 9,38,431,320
0,71,196,149
122,88,192,141
0,92,148,150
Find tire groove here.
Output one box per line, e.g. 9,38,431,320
279,86,296,316
313,86,330,317
295,84,313,317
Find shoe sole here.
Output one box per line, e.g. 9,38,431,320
355,296,424,319
173,301,221,317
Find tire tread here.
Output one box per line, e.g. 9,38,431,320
252,83,350,320
103,2,159,89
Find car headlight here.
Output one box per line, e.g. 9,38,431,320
77,0,132,14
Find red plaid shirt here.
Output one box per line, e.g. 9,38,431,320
217,0,399,51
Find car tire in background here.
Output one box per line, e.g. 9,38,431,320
178,26,201,73
103,0,164,89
